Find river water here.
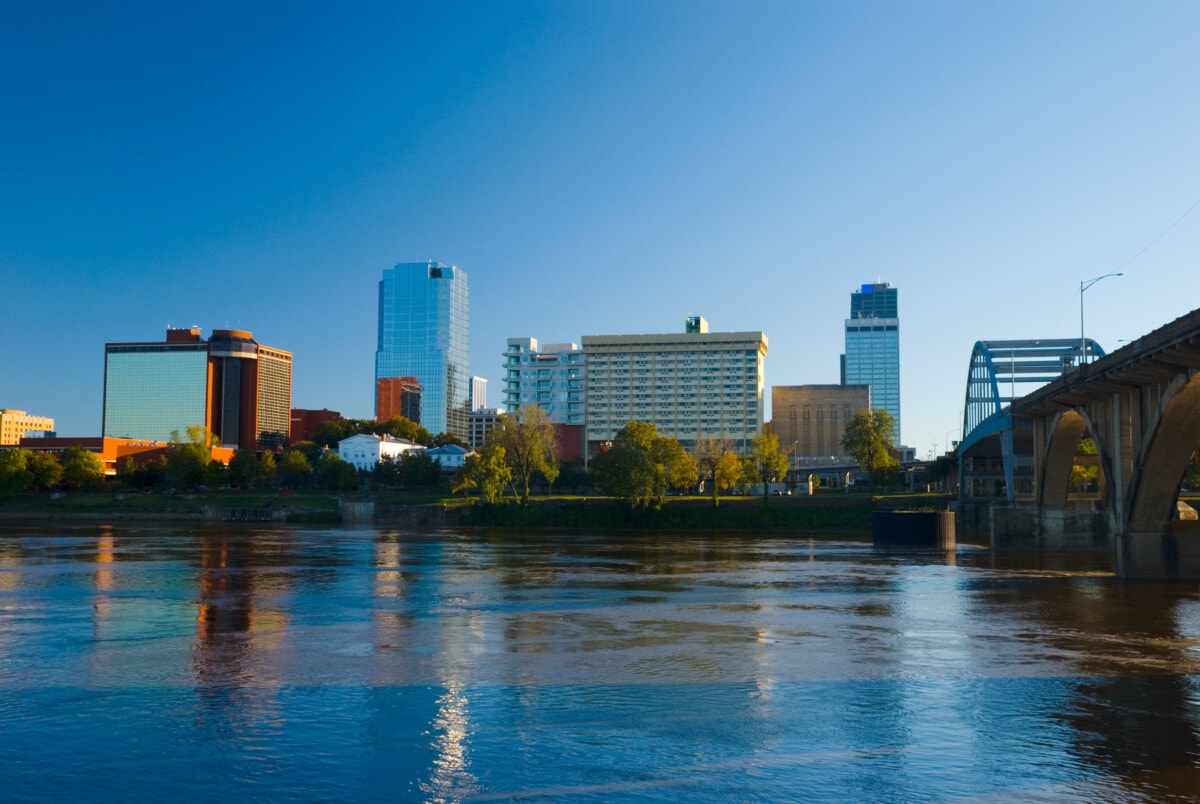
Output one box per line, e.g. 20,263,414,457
2,523,1200,802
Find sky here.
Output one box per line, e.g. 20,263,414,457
3,1,1199,458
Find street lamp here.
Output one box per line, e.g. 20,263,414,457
1080,272,1123,365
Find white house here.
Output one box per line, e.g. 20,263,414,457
337,433,422,471
425,444,472,471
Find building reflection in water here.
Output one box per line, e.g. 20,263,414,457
192,529,289,738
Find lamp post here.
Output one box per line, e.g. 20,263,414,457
1080,272,1123,365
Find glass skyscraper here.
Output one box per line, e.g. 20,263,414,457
103,328,292,449
375,261,470,440
842,282,900,441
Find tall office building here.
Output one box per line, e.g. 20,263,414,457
502,338,585,424
583,316,766,455
103,328,292,449
842,282,900,440
470,376,488,411
375,261,470,440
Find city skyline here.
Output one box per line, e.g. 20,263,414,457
3,3,1199,458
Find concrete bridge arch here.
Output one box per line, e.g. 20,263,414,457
959,308,1200,578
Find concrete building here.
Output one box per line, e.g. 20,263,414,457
1,409,55,445
337,433,422,472
842,282,900,441
103,328,292,450
502,338,585,425
470,376,488,411
375,261,470,440
771,384,870,458
582,316,766,455
375,377,421,424
467,407,503,449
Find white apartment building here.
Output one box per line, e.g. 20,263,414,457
502,338,585,425
582,316,767,454
337,433,422,472
0,409,55,445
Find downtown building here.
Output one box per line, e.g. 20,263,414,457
502,338,585,425
583,316,766,456
770,384,870,459
1,409,55,445
375,261,470,440
103,327,292,450
841,282,900,441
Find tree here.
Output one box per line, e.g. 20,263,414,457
452,442,511,503
278,449,312,489
257,451,278,488
693,437,738,507
380,416,432,445
746,432,791,504
60,446,104,490
0,449,33,494
490,405,558,503
430,431,467,448
203,460,227,489
591,421,698,508
27,451,63,492
317,453,359,491
397,452,443,488
166,426,219,491
841,408,900,492
227,450,258,489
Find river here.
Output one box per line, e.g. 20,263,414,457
1,523,1199,801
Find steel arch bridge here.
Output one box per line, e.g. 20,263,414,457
958,339,1103,501
962,339,1104,447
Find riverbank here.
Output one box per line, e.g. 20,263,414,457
0,490,949,530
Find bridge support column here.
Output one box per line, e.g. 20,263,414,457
1120,522,1200,580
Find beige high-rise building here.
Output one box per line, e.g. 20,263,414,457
0,409,55,445
770,385,869,459
583,316,767,455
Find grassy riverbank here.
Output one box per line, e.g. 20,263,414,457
0,489,955,530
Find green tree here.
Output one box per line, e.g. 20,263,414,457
841,408,900,492
452,441,511,503
278,449,312,489
0,449,33,494
203,459,227,489
746,432,791,505
490,405,559,503
165,426,219,491
398,452,443,488
258,451,278,488
27,450,63,492
379,416,433,445
591,421,698,508
693,437,738,507
227,449,258,489
317,453,360,491
60,445,105,490
715,451,742,501
430,431,467,448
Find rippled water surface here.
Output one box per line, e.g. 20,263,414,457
4,523,1200,801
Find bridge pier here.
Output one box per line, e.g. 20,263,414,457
1121,523,1200,580
956,500,1115,552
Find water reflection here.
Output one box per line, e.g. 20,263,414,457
1,526,1200,799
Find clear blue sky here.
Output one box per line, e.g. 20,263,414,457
3,1,1198,457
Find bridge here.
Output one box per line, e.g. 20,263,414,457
958,308,1200,579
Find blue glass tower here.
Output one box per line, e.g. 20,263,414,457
375,261,470,439
842,282,900,442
